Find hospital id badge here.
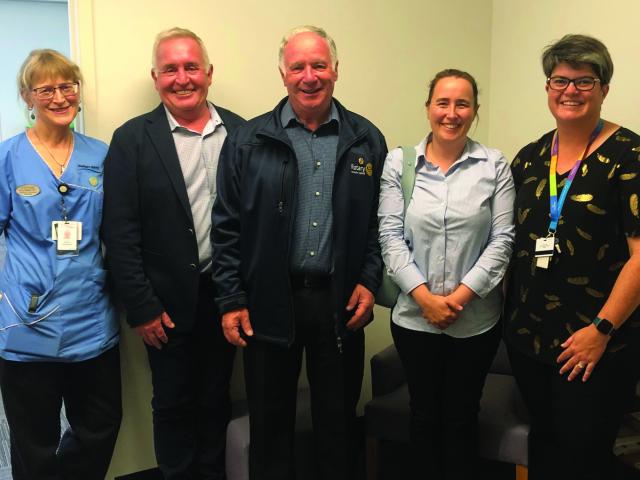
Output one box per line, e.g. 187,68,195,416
534,236,554,270
52,220,81,255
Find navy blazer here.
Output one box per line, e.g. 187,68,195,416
102,103,245,330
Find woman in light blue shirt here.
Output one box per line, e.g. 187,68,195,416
0,49,120,480
378,69,515,479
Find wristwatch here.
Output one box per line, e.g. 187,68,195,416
593,316,616,336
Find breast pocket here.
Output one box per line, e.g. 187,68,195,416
345,151,375,202
75,164,104,193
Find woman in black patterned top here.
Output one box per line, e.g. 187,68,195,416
504,34,640,480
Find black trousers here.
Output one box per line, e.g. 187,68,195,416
243,286,364,480
508,343,640,480
0,345,122,480
145,275,236,480
391,320,501,480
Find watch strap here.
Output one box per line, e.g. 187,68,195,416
593,316,615,336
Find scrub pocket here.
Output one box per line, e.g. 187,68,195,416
0,284,61,358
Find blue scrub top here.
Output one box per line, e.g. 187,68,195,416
0,131,118,362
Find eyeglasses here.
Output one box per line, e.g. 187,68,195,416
31,82,79,100
546,76,601,91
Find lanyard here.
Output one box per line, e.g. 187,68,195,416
548,120,603,233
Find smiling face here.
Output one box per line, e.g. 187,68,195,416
279,32,338,125
29,76,79,131
546,62,608,127
152,36,212,120
426,76,477,146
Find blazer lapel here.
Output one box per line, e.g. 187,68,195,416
145,105,194,225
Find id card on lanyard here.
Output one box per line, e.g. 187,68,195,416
51,183,82,256
535,120,604,269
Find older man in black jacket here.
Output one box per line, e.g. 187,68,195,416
102,28,244,480
212,25,386,480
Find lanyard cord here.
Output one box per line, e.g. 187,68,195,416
548,119,604,233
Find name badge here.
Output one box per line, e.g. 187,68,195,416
52,221,82,256
535,236,554,270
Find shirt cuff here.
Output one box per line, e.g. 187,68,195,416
460,269,491,299
393,262,427,295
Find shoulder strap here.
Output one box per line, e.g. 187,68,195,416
399,145,417,214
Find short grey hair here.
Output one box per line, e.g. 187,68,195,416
152,27,210,70
542,34,613,85
278,25,338,69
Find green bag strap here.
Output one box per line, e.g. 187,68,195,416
399,145,417,214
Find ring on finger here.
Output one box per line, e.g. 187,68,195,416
576,362,586,369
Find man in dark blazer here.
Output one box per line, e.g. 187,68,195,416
102,27,244,480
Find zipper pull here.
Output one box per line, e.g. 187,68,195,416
278,201,284,214
336,334,343,354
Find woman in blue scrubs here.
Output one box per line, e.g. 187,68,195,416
0,49,121,480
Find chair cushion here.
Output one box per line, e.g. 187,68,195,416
477,374,529,466
226,388,315,480
364,373,530,466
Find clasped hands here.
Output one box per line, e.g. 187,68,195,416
412,284,463,330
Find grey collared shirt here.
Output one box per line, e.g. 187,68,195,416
165,102,227,272
281,100,339,274
378,135,515,337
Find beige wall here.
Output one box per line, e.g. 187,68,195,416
68,0,640,477
69,0,493,477
488,0,640,159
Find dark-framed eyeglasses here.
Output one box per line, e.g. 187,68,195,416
31,82,80,100
546,76,601,91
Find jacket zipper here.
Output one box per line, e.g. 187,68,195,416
278,159,288,215
331,130,368,354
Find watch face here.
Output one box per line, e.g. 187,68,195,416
596,318,615,335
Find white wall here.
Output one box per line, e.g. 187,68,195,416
488,0,640,160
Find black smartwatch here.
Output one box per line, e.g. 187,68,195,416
593,316,616,336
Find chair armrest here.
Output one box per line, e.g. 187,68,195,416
370,344,406,397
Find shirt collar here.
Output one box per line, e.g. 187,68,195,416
280,99,340,130
419,133,487,170
164,101,222,135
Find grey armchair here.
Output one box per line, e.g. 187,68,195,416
225,388,315,480
364,340,529,480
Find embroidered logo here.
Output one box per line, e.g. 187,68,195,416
350,156,368,176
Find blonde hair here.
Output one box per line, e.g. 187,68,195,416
17,49,82,102
152,27,210,69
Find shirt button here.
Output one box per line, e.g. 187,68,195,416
312,222,318,227
315,191,320,197
309,251,315,257
316,161,321,167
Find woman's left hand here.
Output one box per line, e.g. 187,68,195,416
557,324,609,382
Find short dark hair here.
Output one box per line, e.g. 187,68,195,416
425,68,479,110
542,34,613,84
